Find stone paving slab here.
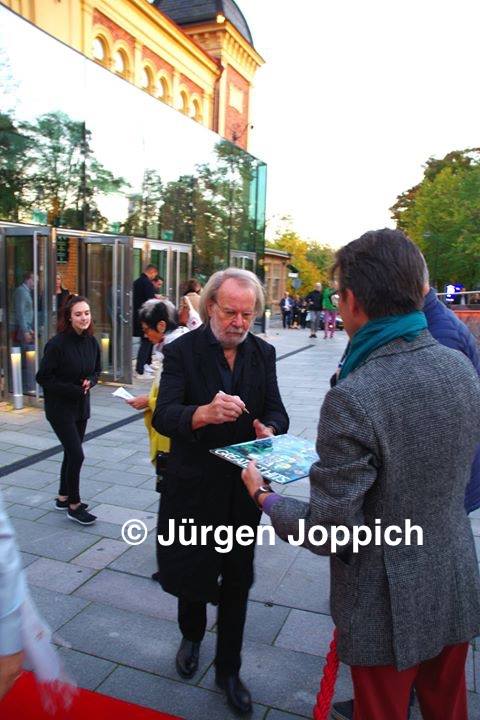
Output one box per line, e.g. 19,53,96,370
57,647,117,691
265,711,308,720
87,468,152,487
73,568,215,629
90,503,157,529
6,503,49,521
29,586,90,632
97,666,268,720
109,535,158,578
35,510,123,540
27,557,96,594
59,602,216,684
91,484,158,509
274,609,335,657
243,600,291,646
11,517,100,560
72,538,129,570
199,640,353,717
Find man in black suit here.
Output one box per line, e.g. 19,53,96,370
153,268,289,714
133,264,159,377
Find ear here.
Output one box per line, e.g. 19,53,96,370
156,320,167,334
206,299,215,318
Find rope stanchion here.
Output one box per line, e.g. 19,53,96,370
313,628,339,720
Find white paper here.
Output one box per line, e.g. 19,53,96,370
112,386,135,400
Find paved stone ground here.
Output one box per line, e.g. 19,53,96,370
1,325,480,719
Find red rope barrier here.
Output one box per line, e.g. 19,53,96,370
313,628,339,720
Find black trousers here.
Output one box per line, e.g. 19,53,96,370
281,310,291,328
178,581,249,675
49,417,87,505
135,337,153,374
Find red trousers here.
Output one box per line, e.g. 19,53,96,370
351,642,469,720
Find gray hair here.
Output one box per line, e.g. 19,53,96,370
199,268,265,324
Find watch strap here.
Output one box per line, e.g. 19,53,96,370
253,485,273,509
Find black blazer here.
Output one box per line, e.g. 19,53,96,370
133,273,155,336
36,332,101,422
152,326,289,602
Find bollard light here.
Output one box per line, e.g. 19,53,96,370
265,308,271,336
101,333,110,373
25,349,36,394
10,347,23,410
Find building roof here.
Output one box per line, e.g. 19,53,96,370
153,0,254,46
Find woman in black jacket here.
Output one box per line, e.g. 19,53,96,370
36,295,100,525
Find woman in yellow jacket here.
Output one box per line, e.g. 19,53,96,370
126,297,201,476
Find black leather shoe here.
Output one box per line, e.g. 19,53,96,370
175,638,200,679
331,700,353,720
215,673,252,714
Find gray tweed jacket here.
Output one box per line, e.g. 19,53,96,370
269,330,480,669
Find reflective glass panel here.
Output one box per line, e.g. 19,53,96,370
0,4,267,281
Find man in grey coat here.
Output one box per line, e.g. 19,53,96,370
242,229,480,720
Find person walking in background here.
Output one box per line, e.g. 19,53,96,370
423,281,480,514
322,282,338,339
279,291,293,328
55,274,69,320
182,278,202,313
152,275,164,299
36,295,100,526
13,272,34,347
306,282,323,338
133,264,158,378
290,294,302,329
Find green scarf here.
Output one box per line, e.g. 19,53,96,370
339,311,427,381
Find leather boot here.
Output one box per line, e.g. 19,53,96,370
215,672,252,714
175,638,200,679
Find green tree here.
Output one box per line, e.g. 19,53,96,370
268,230,320,294
391,149,480,288
306,242,335,279
22,111,126,229
0,112,33,221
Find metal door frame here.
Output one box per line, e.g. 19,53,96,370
0,222,55,405
79,232,133,384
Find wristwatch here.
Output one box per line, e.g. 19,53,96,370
253,484,274,509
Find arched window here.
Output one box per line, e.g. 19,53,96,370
180,91,189,115
157,75,170,103
190,98,202,122
141,65,154,93
113,49,129,78
92,36,108,66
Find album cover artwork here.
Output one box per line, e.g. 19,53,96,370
211,434,318,484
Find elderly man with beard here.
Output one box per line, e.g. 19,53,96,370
152,268,289,715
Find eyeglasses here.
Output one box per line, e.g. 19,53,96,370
213,301,255,321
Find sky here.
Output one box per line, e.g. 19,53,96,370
240,0,480,247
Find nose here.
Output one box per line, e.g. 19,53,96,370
231,313,244,326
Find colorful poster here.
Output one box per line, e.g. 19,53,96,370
211,434,318,484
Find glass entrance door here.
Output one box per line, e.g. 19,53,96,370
231,251,256,272
0,223,55,403
81,235,132,383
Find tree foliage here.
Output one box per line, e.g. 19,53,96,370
391,149,480,288
0,112,263,279
267,219,335,294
